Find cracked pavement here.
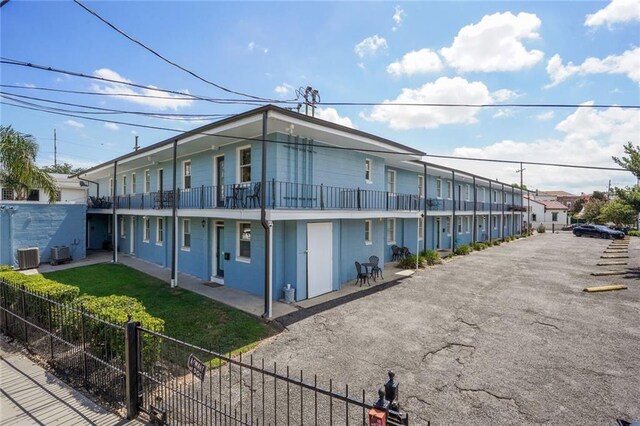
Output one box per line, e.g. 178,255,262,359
251,233,639,425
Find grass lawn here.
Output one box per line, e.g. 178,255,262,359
44,263,276,354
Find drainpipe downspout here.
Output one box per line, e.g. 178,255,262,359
78,177,100,198
489,180,492,243
423,163,427,250
501,183,505,240
171,139,178,288
112,161,118,263
452,170,456,252
259,111,271,319
472,176,477,245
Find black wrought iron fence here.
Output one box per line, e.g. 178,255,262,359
0,279,411,425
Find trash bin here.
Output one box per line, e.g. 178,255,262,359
283,284,295,304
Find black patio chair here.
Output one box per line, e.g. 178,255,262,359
400,247,411,259
368,255,383,280
355,261,371,287
225,185,241,208
245,182,261,208
391,245,401,261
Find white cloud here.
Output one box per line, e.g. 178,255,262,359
354,35,388,58
64,120,84,128
387,49,443,75
315,107,356,128
361,77,492,130
91,68,194,111
440,12,544,72
535,111,555,121
585,0,640,28
19,82,36,88
493,108,515,119
274,83,294,96
546,47,640,87
248,41,268,54
104,122,119,131
436,105,639,194
491,89,520,102
392,5,406,31
357,62,366,70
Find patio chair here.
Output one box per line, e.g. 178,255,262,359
368,255,383,280
245,182,261,208
391,245,401,261
355,261,371,287
400,247,411,259
225,185,241,208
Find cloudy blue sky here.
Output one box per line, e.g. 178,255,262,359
1,0,639,194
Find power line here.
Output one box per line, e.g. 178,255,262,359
425,153,626,172
0,91,235,120
73,0,288,103
3,100,632,174
0,58,269,107
321,101,640,109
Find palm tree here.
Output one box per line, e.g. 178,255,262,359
0,125,58,202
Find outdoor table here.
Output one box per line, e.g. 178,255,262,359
361,262,377,281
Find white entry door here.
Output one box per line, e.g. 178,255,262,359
307,222,333,298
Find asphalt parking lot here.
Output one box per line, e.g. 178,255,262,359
255,232,640,425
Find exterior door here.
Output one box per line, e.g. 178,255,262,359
435,218,441,249
130,217,135,254
307,222,333,298
216,225,224,277
215,156,225,207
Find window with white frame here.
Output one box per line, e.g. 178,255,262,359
143,218,150,242
237,222,251,260
387,219,396,244
418,217,424,240
447,181,452,199
144,170,150,193
466,184,471,201
493,216,497,229
386,170,396,193
157,169,163,191
182,219,191,249
238,147,251,183
365,159,372,182
436,179,442,198
109,178,114,196
2,188,14,200
183,160,192,189
418,176,424,197
457,216,462,233
466,216,471,233
120,217,126,238
364,220,372,245
122,175,127,195
131,173,137,194
552,212,558,222
156,218,164,245
493,190,497,203
481,187,486,202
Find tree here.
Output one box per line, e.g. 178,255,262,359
615,185,640,213
512,183,528,190
41,162,84,175
571,198,585,215
0,126,58,202
591,191,608,201
582,199,605,223
612,142,640,178
599,199,636,226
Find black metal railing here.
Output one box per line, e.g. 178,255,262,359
1,279,410,425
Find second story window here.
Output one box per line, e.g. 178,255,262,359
109,178,114,196
144,170,150,193
239,147,251,183
386,170,396,193
418,176,424,197
447,181,452,199
493,190,498,203
436,179,442,198
466,184,470,201
131,173,137,194
183,160,192,189
122,175,127,195
365,159,372,182
481,187,486,202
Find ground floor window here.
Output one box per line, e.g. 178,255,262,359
182,219,191,250
465,216,471,233
143,217,150,242
457,216,462,234
387,219,396,244
418,217,424,240
120,217,126,238
156,218,164,245
551,212,558,221
364,220,372,245
492,216,497,229
237,222,251,261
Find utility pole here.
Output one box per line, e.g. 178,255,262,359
516,163,525,232
53,128,57,167
296,86,320,117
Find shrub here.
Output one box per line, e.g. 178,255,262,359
397,254,425,269
472,242,486,251
454,245,471,255
420,250,443,265
0,270,80,302
492,240,501,246
629,230,639,237
0,265,13,272
536,224,546,233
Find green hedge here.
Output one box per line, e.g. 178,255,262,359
0,270,80,302
420,249,443,265
454,245,471,255
78,295,164,332
397,254,425,269
629,230,639,237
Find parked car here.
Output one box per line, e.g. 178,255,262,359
562,223,580,231
573,224,625,239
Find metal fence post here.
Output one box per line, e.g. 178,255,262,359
47,293,54,361
20,285,28,346
125,321,140,420
80,306,88,384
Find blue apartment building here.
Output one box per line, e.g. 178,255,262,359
77,105,524,314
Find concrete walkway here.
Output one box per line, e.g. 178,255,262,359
0,338,141,425
33,251,416,320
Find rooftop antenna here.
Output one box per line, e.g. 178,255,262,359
134,135,139,151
